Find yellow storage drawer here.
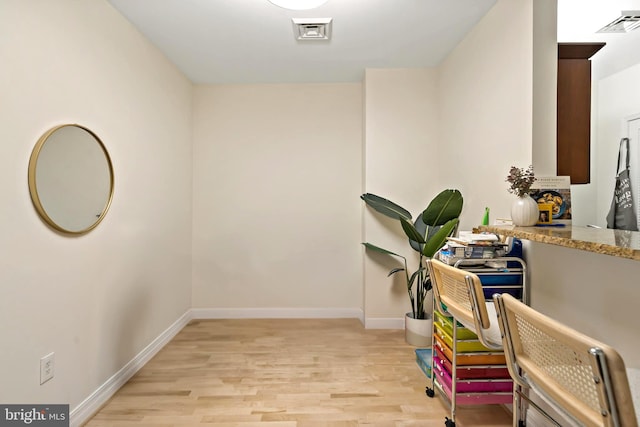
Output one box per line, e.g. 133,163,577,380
433,310,477,340
434,321,493,353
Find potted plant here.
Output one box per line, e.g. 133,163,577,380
361,189,463,346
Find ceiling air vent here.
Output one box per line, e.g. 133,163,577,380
597,11,640,33
291,17,332,40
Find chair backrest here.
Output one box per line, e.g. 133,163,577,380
427,258,499,349
494,293,638,427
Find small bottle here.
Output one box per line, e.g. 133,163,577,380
482,207,490,226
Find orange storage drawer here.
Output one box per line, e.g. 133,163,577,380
434,334,506,366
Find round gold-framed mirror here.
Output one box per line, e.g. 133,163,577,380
28,124,114,235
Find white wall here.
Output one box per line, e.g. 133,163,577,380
438,0,536,228
0,0,193,410
363,69,440,325
532,0,558,177
192,84,363,316
527,242,640,368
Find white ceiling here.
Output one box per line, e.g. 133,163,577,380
107,0,497,84
557,0,640,79
557,0,640,41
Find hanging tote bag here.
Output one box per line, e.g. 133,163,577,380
606,138,639,231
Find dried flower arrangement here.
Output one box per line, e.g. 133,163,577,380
506,165,536,198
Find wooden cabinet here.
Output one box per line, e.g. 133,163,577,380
557,42,605,184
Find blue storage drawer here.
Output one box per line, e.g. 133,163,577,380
416,348,432,378
476,273,522,285
477,272,523,299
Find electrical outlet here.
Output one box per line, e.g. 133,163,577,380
40,352,54,385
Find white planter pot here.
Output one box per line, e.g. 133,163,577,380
405,312,433,347
511,194,539,226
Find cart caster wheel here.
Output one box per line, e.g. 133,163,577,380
518,421,526,427
425,387,435,398
444,417,455,427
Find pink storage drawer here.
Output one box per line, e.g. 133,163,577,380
434,349,511,379
437,376,513,406
434,354,513,393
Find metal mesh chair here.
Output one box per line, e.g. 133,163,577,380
494,293,638,427
428,258,502,350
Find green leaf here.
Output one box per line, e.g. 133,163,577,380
388,267,405,276
407,269,421,292
409,214,427,252
425,225,444,241
421,189,463,226
361,193,412,221
422,218,459,258
361,243,406,260
400,217,425,244
423,275,432,293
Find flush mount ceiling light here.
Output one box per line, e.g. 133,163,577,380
268,0,328,11
597,10,640,33
292,17,332,41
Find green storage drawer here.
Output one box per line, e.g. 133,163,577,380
434,310,477,340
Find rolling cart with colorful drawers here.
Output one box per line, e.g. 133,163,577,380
426,256,527,427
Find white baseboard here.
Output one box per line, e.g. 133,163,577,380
364,317,404,329
192,307,364,324
70,310,193,427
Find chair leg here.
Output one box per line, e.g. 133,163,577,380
514,384,524,426
518,389,528,427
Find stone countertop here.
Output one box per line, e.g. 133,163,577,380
477,225,640,261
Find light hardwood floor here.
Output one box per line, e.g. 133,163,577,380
85,318,511,426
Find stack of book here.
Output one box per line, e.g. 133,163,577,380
439,233,508,265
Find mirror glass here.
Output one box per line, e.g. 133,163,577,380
28,124,114,234
558,0,640,228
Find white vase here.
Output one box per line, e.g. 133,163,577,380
511,194,539,226
405,313,433,347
